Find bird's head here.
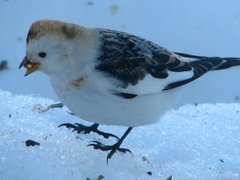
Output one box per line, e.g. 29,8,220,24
19,20,98,77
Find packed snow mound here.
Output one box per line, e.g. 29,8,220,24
0,90,239,180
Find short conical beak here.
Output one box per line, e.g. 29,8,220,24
19,56,40,76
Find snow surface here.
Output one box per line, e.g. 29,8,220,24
0,89,240,180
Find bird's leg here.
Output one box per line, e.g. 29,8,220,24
58,123,119,139
88,127,133,163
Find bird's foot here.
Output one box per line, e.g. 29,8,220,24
58,123,119,139
88,140,131,163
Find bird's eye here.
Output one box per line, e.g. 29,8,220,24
38,52,46,58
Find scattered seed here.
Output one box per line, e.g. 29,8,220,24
235,96,239,101
34,103,64,113
147,171,152,176
0,60,8,71
25,139,40,147
166,175,172,180
97,175,104,180
27,63,32,68
142,156,150,163
17,36,23,41
86,1,94,6
110,5,119,16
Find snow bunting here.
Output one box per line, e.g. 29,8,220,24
19,20,240,161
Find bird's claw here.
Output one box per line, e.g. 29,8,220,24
94,129,119,139
72,123,91,134
58,123,92,134
88,140,131,163
58,123,76,129
58,123,119,139
88,141,108,151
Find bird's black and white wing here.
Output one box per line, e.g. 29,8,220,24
95,29,240,98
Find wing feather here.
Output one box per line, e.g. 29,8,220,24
95,29,240,96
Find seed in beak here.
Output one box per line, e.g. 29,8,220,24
27,64,33,69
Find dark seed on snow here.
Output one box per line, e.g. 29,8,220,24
25,139,40,147
147,171,152,176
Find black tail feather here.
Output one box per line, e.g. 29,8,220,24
163,56,240,91
213,57,240,70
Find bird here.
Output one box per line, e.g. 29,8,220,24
19,19,240,162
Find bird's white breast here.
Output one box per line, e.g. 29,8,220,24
50,66,182,127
